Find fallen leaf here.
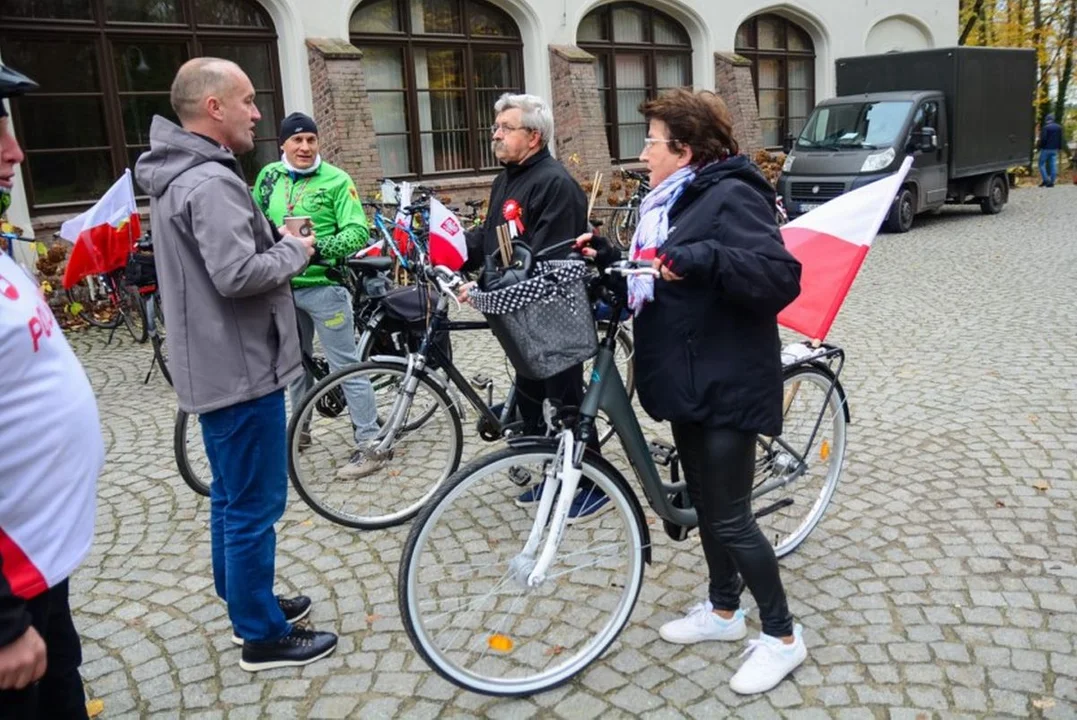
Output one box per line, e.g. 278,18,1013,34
995,500,1006,508
301,520,313,526
545,645,565,656
915,714,930,720
86,699,105,717
1033,697,1056,710
366,613,382,624
1033,480,1050,492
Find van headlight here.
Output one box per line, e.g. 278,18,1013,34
782,153,795,172
860,147,896,172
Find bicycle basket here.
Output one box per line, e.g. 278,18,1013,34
124,251,157,288
470,260,597,380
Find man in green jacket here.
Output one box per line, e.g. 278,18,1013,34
254,113,385,478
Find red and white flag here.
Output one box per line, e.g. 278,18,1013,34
60,169,141,289
392,181,413,254
777,156,913,340
428,198,467,271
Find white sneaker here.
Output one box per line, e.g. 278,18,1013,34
729,624,808,695
658,601,748,644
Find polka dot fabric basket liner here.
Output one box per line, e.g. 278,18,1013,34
469,260,598,380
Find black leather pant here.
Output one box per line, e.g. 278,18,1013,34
672,422,794,638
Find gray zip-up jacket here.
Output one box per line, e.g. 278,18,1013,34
135,116,308,414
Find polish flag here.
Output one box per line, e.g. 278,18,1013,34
777,156,913,340
60,170,141,289
427,198,467,271
392,181,413,254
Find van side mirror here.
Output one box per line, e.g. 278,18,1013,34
912,127,938,152
782,132,795,154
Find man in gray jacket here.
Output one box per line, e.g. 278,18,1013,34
135,57,337,671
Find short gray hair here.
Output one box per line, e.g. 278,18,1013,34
494,93,554,146
170,58,243,122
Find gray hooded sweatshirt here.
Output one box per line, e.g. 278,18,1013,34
135,116,308,414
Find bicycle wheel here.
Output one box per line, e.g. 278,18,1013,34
753,364,847,557
399,444,646,696
149,293,171,385
588,323,634,447
609,207,637,250
65,276,122,329
288,360,463,529
119,284,149,343
174,410,211,497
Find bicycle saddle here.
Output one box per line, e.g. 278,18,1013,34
346,256,393,274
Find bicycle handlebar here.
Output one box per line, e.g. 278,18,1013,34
605,260,658,277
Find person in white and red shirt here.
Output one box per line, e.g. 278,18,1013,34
0,64,104,720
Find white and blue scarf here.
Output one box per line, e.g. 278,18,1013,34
627,166,696,314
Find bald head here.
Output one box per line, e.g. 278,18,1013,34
171,58,243,123
169,57,261,153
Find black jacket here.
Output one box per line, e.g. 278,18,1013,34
632,155,802,436
464,146,587,277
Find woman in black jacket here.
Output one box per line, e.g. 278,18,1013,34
586,89,806,695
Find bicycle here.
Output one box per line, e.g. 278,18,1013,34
286,255,636,531
608,168,650,250
396,259,849,696
172,254,398,498
64,264,148,343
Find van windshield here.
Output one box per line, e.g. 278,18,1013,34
796,100,912,149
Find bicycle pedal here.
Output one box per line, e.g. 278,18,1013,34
507,465,532,487
648,440,677,466
470,373,493,390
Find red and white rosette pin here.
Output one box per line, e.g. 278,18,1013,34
502,199,525,238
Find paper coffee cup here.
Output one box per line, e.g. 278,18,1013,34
284,216,313,238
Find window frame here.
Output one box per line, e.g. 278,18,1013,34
1,0,284,210
350,0,524,179
577,1,693,162
734,13,815,150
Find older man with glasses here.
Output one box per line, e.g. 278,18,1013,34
461,93,610,522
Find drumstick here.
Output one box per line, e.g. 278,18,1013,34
587,171,602,220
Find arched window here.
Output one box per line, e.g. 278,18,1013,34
734,13,815,148
1,0,285,209
351,0,524,178
577,2,692,162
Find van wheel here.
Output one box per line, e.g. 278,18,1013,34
886,187,915,233
980,175,1007,215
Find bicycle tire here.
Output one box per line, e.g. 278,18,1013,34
609,207,637,250
399,443,646,696
65,277,122,329
120,284,149,343
174,410,210,497
753,364,847,557
288,359,463,530
149,293,171,385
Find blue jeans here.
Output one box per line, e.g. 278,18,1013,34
1039,149,1058,185
291,285,379,444
201,390,291,643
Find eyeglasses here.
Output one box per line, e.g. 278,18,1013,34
642,138,674,151
490,124,531,135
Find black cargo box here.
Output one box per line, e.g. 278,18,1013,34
835,47,1035,179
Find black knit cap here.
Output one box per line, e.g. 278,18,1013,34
278,112,318,146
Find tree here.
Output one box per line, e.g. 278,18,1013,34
960,0,1076,133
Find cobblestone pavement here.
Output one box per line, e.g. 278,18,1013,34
69,187,1076,718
